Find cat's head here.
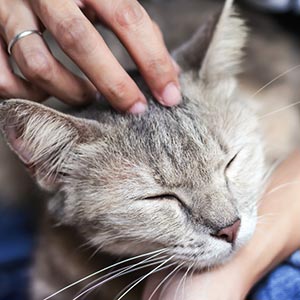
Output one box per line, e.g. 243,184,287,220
0,0,266,268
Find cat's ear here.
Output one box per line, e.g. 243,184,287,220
0,99,93,191
173,0,247,82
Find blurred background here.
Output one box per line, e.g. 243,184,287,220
0,0,300,299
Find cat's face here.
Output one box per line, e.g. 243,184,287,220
58,78,265,268
0,1,267,268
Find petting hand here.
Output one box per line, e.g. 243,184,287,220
143,266,244,300
0,0,180,113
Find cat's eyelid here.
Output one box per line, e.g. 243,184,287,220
143,194,193,217
225,151,240,169
143,193,181,202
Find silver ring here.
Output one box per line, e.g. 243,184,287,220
7,30,42,55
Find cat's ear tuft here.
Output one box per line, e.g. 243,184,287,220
0,99,90,191
173,0,247,82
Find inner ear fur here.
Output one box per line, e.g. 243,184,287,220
172,12,220,73
0,99,93,191
172,0,247,82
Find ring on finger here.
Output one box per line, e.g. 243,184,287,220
8,30,43,55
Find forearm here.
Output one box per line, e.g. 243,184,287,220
228,150,300,298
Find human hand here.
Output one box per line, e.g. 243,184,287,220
143,266,245,300
0,0,180,113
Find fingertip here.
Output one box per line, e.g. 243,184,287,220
127,101,148,114
155,82,182,107
74,0,85,8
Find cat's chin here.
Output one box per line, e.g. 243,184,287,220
178,237,255,270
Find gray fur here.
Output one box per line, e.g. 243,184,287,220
0,1,264,268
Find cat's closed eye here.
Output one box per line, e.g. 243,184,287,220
225,152,239,170
144,194,182,202
143,193,189,211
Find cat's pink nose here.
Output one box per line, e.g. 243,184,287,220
214,219,241,244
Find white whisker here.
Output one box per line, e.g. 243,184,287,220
148,263,185,300
115,256,175,300
74,251,170,300
80,258,170,300
256,212,280,227
114,262,181,300
80,256,169,299
174,265,191,300
188,265,197,284
159,265,184,300
257,213,278,220
113,275,147,300
259,100,300,119
266,180,300,196
43,248,167,300
182,264,194,300
251,64,300,98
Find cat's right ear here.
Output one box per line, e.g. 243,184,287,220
0,99,95,191
173,0,247,83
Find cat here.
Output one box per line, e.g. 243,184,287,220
0,0,299,299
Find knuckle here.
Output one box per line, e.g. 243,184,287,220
23,50,53,81
114,0,145,28
57,17,89,51
107,79,131,100
145,56,171,77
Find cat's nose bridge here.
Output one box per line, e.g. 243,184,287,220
192,193,240,233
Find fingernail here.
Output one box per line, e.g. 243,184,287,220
171,58,181,74
160,82,182,106
75,0,85,8
128,101,148,114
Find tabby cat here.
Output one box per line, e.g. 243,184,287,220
0,0,299,299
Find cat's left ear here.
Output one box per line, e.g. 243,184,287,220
0,99,96,191
173,0,247,83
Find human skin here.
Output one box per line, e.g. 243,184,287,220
143,150,300,300
0,0,180,113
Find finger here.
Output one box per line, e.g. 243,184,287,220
30,0,148,113
85,0,181,106
0,37,47,101
152,20,181,75
74,0,98,22
3,0,97,106
74,0,85,9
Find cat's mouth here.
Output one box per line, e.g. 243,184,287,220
169,216,257,269
170,241,235,269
